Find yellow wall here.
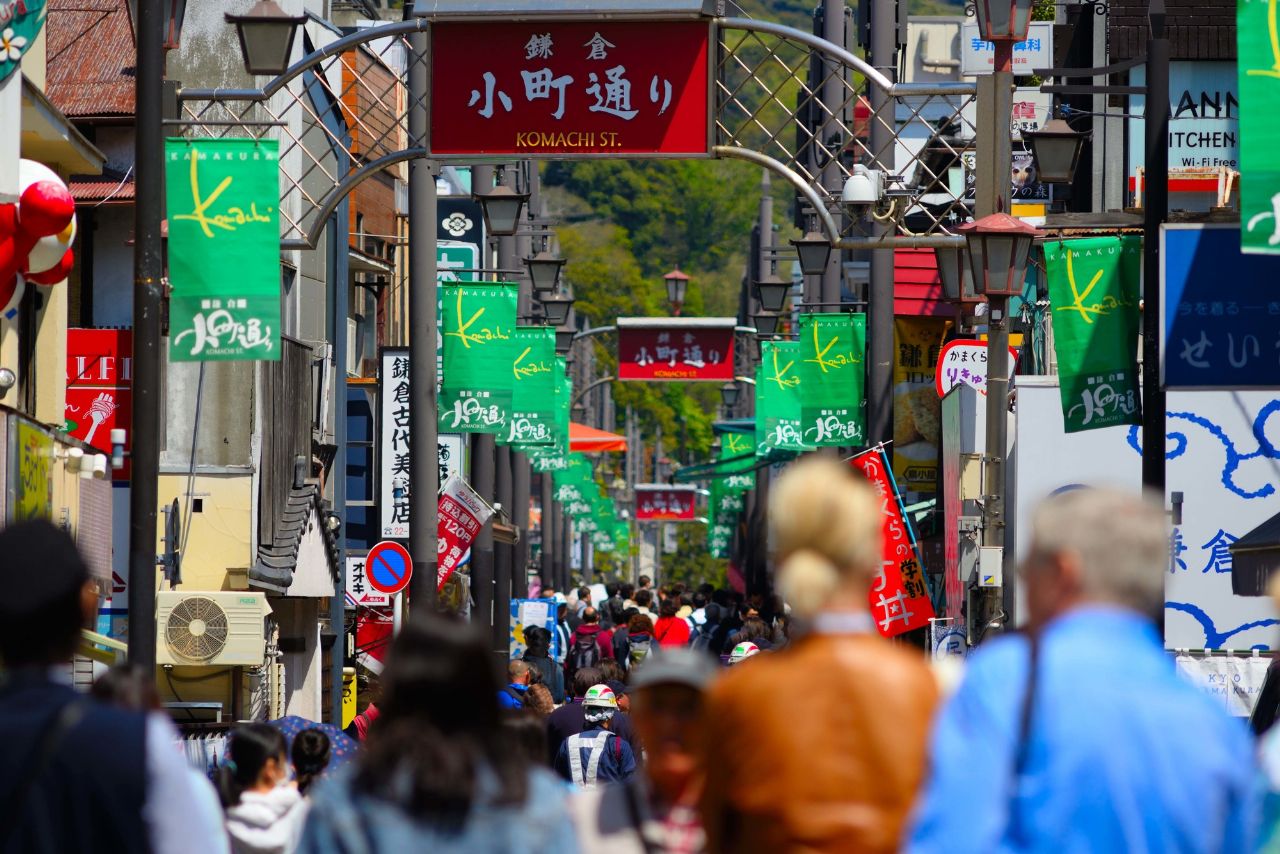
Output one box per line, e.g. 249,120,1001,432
156,473,254,593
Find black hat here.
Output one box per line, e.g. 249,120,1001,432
0,520,90,619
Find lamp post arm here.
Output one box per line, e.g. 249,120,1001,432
571,325,617,343
572,376,615,407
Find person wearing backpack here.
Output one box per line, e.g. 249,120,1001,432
624,614,656,672
497,660,535,710
546,668,641,765
566,608,613,683
553,686,636,789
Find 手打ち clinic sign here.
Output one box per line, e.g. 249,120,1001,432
616,317,735,382
428,21,710,157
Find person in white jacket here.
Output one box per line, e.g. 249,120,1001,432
217,724,309,854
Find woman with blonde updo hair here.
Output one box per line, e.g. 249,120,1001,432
698,456,939,854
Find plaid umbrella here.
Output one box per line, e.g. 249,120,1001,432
267,716,359,769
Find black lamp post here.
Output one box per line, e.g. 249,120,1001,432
934,244,983,306
664,268,689,316
524,241,566,294
1023,114,1089,185
790,227,832,277
752,311,781,336
754,270,791,313
473,165,529,237
554,328,575,356
539,290,575,326
226,0,305,76
720,381,740,408
128,0,187,50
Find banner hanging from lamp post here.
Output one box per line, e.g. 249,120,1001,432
756,340,810,455
797,313,866,447
428,20,711,158
849,447,935,638
437,474,495,591
616,318,736,381
1043,236,1142,433
165,139,281,361
1238,0,1280,254
505,326,558,447
438,281,519,433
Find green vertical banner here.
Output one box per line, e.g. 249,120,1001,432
720,432,756,494
1239,0,1280,253
797,313,866,447
755,340,809,455
1044,237,1142,432
438,282,518,433
165,139,281,361
505,326,557,447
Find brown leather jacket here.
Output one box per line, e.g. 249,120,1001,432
699,631,939,854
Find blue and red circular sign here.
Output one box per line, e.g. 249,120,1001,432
365,541,413,595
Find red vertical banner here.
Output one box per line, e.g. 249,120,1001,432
65,329,132,480
849,447,935,637
437,475,495,591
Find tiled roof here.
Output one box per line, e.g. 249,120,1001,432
69,174,135,203
45,0,136,118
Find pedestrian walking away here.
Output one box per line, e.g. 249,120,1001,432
218,724,309,854
555,684,637,789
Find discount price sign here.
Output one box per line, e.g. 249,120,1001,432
437,474,495,591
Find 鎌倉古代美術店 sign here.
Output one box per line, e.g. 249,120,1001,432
429,21,710,157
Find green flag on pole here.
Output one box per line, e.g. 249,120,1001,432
505,326,557,447
756,340,809,455
1044,237,1142,432
166,138,281,362
1239,0,1280,253
797,313,866,447
438,282,518,433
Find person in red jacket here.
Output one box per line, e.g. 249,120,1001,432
653,598,692,647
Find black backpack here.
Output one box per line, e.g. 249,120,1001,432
568,632,602,678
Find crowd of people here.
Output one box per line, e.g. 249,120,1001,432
0,454,1271,852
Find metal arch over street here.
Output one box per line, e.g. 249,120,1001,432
177,13,976,250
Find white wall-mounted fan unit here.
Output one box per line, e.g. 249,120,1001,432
156,592,271,666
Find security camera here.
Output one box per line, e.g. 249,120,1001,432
0,367,15,399
842,165,885,214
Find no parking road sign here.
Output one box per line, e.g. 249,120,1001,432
365,541,414,596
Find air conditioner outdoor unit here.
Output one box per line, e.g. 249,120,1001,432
156,591,271,667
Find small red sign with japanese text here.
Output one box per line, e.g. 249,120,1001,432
65,329,132,481
617,319,735,382
849,448,935,638
438,474,495,591
430,21,710,157
934,339,1018,398
634,485,699,521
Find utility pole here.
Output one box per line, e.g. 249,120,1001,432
867,0,895,446
494,163,519,657
976,40,1014,635
128,0,164,669
471,164,497,638
512,161,533,600
407,26,439,612
821,0,846,312
1142,0,1168,493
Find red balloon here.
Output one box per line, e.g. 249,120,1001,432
24,249,73,286
18,180,75,239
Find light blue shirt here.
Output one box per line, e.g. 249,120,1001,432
908,607,1257,854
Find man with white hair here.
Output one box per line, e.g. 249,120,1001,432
908,487,1256,853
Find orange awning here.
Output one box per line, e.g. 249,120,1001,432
569,422,628,453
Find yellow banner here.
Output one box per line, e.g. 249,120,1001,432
15,420,53,521
341,668,357,729
892,317,951,495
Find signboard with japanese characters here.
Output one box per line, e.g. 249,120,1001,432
438,474,494,591
634,485,699,521
429,21,711,157
849,447,935,637
1162,225,1280,388
65,329,132,481
934,340,1018,398
893,317,949,496
960,22,1053,75
346,556,391,609
616,318,735,382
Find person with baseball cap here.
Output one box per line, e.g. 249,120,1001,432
554,684,636,789
570,648,719,854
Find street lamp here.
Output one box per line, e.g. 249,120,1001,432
664,268,690,315
972,0,1035,42
539,290,575,326
790,226,832,277
934,244,983,306
128,0,187,50
473,166,529,237
752,311,781,336
524,242,566,294
957,211,1041,298
1023,115,1089,185
754,270,791,313
226,0,306,76
720,382,740,408
554,328,575,356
